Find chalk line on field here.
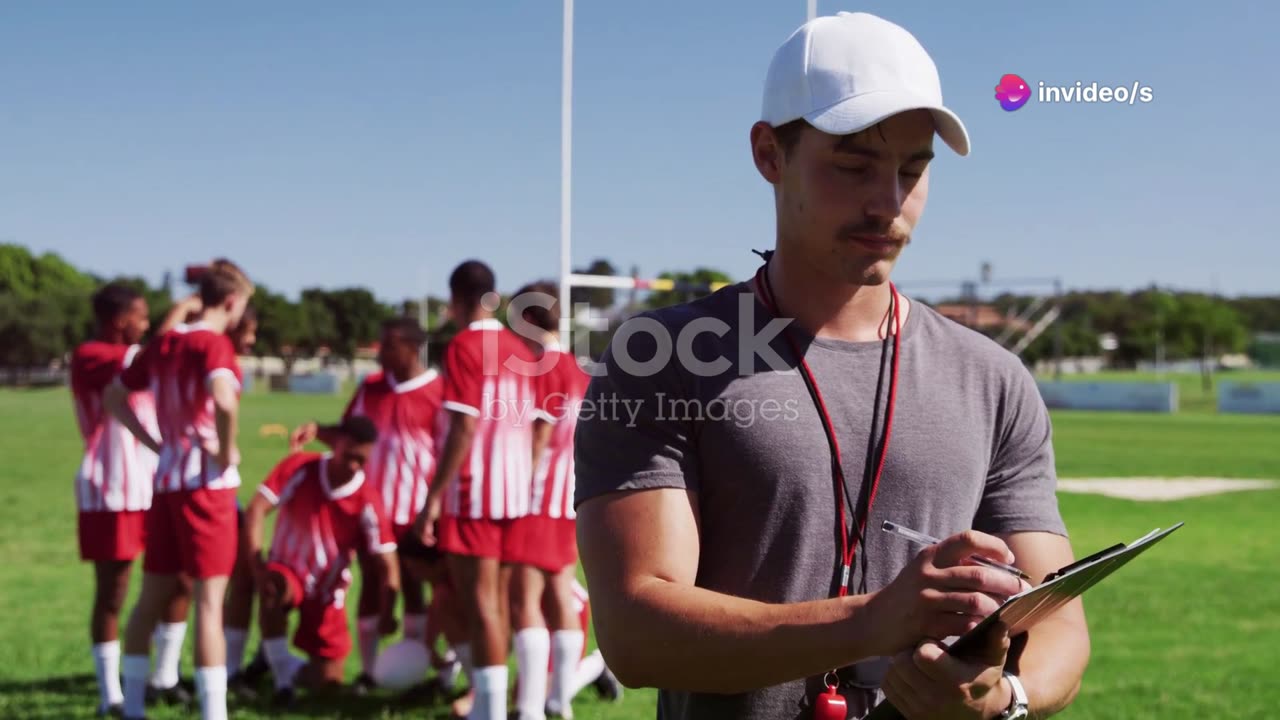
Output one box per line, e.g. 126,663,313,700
1057,477,1278,501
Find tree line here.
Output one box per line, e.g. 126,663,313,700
2,242,1277,379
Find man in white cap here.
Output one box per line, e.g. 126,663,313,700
575,11,1090,720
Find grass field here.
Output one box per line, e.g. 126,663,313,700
1,384,1277,719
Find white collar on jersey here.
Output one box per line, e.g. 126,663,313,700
387,367,438,394
468,318,504,331
543,338,563,353
176,321,211,333
321,453,366,500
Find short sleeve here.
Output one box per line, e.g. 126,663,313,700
441,333,483,417
973,364,1068,537
203,335,241,391
361,492,397,554
74,344,127,393
257,453,312,506
118,341,153,391
573,315,700,510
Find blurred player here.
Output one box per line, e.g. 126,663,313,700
292,315,444,693
219,305,274,695
71,284,199,715
414,260,538,720
504,281,592,720
107,259,254,720
245,416,400,706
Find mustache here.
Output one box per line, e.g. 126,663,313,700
837,221,912,244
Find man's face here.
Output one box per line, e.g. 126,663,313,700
232,319,257,354
753,110,935,286
377,329,415,378
330,438,373,484
122,297,150,345
226,293,250,328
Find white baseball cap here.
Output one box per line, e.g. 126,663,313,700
761,12,970,156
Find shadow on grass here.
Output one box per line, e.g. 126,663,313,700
0,675,462,720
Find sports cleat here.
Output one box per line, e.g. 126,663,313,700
593,665,623,702
97,702,124,717
394,680,441,706
352,672,378,696
227,672,260,701
272,686,297,709
145,680,192,707
240,646,271,684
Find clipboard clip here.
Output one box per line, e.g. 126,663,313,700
1042,542,1126,583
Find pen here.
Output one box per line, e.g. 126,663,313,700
881,520,1032,582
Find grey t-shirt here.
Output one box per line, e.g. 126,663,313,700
574,282,1067,720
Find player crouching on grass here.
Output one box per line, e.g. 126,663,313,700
242,415,401,707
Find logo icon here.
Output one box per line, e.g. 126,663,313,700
995,73,1030,112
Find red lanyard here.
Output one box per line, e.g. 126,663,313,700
753,262,901,598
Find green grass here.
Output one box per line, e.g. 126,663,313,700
1,387,1277,719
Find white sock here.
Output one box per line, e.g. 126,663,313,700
469,665,508,720
514,628,550,720
92,641,124,709
548,629,585,715
195,665,227,720
122,655,150,718
357,616,380,676
569,650,606,699
403,613,427,640
263,637,304,690
150,621,187,689
224,628,248,677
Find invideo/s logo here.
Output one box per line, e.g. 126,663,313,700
995,74,1156,111
994,74,1030,112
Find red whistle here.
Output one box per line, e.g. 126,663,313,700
813,683,847,719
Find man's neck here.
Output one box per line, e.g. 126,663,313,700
390,362,428,384
458,307,494,327
195,308,231,335
759,249,909,343
95,329,125,345
323,459,347,491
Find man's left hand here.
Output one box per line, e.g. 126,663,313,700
881,622,1014,719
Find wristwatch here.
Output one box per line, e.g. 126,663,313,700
997,672,1030,719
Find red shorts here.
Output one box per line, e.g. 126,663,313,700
438,516,515,560
79,510,146,562
142,488,238,579
266,563,351,660
503,515,578,573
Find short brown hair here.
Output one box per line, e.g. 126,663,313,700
199,258,254,307
514,280,559,332
771,119,810,157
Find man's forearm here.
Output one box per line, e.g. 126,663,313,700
104,384,160,453
378,552,401,611
245,497,271,559
1010,613,1090,718
215,402,237,459
599,577,881,694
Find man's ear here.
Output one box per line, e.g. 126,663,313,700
750,121,784,184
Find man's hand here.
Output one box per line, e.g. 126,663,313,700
413,493,443,547
290,422,319,452
866,531,1027,656
881,622,1014,720
216,443,241,470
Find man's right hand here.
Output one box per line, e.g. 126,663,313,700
290,422,319,452
866,530,1028,657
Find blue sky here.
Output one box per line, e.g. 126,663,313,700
2,1,1276,303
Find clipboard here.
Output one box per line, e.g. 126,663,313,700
865,522,1184,719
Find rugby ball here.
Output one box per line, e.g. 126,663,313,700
372,639,430,690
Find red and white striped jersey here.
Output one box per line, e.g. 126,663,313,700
70,341,159,512
440,319,538,520
260,452,396,605
119,323,243,493
530,345,590,519
343,369,445,528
